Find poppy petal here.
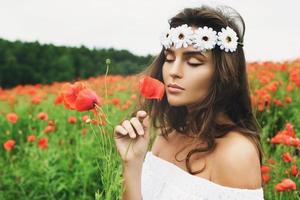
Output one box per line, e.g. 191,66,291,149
62,82,87,110
139,76,165,100
75,89,101,112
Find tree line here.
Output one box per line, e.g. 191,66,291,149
0,38,155,88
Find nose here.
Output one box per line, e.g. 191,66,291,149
169,59,183,79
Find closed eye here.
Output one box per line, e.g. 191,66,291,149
165,59,203,66
188,62,203,67
165,59,174,63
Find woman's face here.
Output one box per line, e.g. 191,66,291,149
162,45,214,107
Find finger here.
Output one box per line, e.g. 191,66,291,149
114,125,128,139
142,115,150,130
130,117,144,136
114,125,128,135
136,110,147,122
122,120,136,139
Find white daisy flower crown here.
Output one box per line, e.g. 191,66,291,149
160,24,243,53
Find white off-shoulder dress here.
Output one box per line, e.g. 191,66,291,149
141,151,264,200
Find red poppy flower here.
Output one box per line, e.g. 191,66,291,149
37,112,48,121
31,96,42,105
275,178,297,192
62,82,87,109
82,115,90,123
38,138,48,149
44,125,55,134
291,165,298,176
273,99,283,106
75,89,101,112
261,165,270,174
291,138,300,147
285,123,296,138
139,76,165,100
54,92,64,105
262,174,270,184
285,96,292,103
48,120,55,126
27,135,36,142
68,116,77,124
267,159,276,165
6,113,18,124
111,98,121,106
130,94,137,100
91,118,106,126
3,139,16,151
61,82,101,112
282,152,294,163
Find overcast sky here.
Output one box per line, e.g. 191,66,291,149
0,0,299,62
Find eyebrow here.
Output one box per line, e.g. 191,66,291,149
164,49,206,58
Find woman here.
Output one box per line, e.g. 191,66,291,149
114,5,265,200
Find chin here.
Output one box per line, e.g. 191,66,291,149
166,94,201,107
166,96,187,107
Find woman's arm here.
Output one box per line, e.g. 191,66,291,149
121,159,144,200
113,110,150,200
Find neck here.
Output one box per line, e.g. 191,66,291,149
186,105,233,125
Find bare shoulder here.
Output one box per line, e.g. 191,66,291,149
150,130,168,155
211,131,262,189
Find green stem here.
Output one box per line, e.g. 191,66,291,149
124,140,134,161
104,62,110,114
89,122,104,156
96,107,115,158
95,104,113,126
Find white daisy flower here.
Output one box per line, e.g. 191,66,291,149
171,24,194,49
192,26,217,52
216,26,239,52
160,28,174,49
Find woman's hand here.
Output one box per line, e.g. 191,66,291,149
114,110,150,163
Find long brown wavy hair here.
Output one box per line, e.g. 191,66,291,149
135,5,265,175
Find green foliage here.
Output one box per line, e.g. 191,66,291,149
0,38,154,88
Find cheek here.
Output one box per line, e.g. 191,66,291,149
187,68,213,97
162,64,168,82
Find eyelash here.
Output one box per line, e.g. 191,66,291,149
165,59,203,67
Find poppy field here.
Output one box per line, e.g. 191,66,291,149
0,59,300,200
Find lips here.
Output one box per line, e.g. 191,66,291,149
167,83,185,90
